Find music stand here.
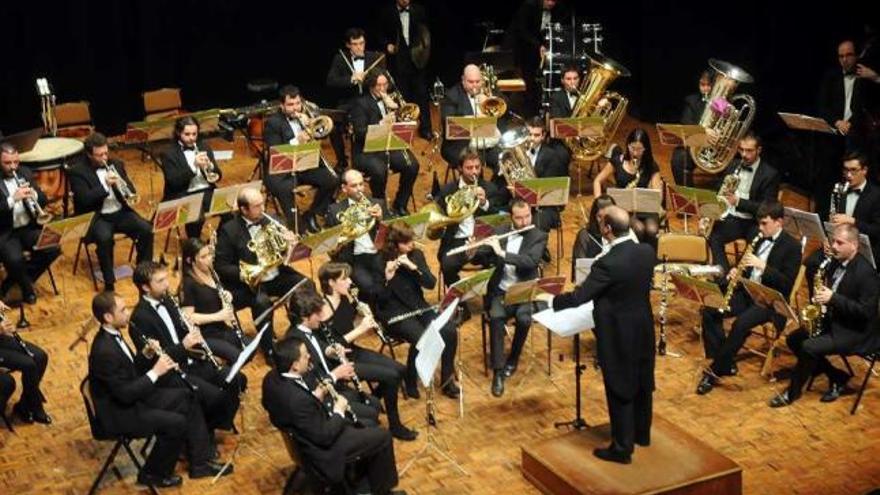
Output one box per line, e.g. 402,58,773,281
778,112,839,193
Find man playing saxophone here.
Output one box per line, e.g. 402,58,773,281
696,201,801,395
69,132,154,292
770,224,880,407
0,143,60,304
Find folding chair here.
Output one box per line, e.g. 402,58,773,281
745,265,806,378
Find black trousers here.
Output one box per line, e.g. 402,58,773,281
202,323,249,365
0,335,48,412
264,166,339,229
354,150,419,211
389,55,431,137
784,328,851,400
708,215,757,272
138,386,214,474
487,296,542,371
160,359,242,432
337,425,399,494
351,346,407,429
388,313,458,388
671,147,695,187
604,360,653,455
228,267,307,356
87,210,154,287
701,289,782,376
0,225,60,296
0,372,15,410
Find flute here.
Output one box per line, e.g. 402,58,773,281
446,224,536,255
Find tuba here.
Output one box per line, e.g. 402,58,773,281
240,213,292,288
497,121,536,183
690,59,756,174
564,52,630,162
336,192,377,245
421,177,481,239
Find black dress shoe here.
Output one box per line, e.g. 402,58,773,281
502,363,517,378
23,292,37,305
12,403,33,424
30,409,52,425
635,436,650,447
593,445,632,464
404,379,421,399
695,373,716,395
820,382,845,403
769,390,793,408
306,216,321,233
491,372,505,397
442,382,461,399
390,426,419,441
191,461,233,479
728,363,738,376
137,472,183,488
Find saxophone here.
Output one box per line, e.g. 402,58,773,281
625,158,641,189
719,233,761,313
698,163,742,237
801,256,832,337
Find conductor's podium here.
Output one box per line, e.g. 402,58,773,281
522,415,742,495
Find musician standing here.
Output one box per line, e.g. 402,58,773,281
379,0,432,139
770,224,880,407
262,85,340,233
707,132,780,272
213,187,307,357
547,206,655,464
159,116,221,240
350,72,419,216
88,291,227,486
440,64,505,173
696,201,801,395
0,143,60,304
69,133,154,292
671,71,712,187
484,200,548,397
327,28,387,171
0,301,50,424
262,336,405,495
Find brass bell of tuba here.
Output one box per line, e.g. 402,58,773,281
690,59,756,174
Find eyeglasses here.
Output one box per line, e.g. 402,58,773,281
843,167,864,175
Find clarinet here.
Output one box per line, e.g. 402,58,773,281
135,330,199,393
166,293,223,371
209,266,247,349
350,287,389,344
319,322,369,404
0,307,35,358
319,377,358,423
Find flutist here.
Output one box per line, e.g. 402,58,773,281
0,301,50,424
69,132,154,292
0,143,60,304
129,261,243,436
696,201,800,395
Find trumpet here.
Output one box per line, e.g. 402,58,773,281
383,72,420,123
0,305,35,358
446,224,536,256
103,161,140,208
350,287,389,344
192,143,219,184
319,377,358,423
136,329,199,393
166,293,223,371
11,170,52,225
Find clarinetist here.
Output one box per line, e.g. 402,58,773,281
0,301,51,424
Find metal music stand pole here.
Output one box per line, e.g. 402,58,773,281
554,332,588,430
399,383,468,476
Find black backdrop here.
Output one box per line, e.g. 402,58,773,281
1,0,874,164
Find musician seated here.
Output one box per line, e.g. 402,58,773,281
318,262,417,440
262,85,339,233
129,261,243,436
522,117,570,231
326,27,387,171
548,65,580,119
593,128,663,248
0,143,60,304
88,291,229,486
0,301,50,424
570,194,616,279
213,187,307,357
262,336,405,495
440,64,506,174
707,132,780,273
379,222,460,399
770,224,880,407
69,132,154,292
350,72,419,217
671,70,711,187
286,288,381,425
437,151,503,290
806,153,880,290
179,238,250,365
696,201,801,395
159,116,222,240
483,200,548,397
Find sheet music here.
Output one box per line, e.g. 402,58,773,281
225,324,269,384
213,150,233,161
783,207,827,243
415,298,458,387
534,302,595,338
606,188,663,214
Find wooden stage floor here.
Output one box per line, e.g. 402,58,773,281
1,117,878,494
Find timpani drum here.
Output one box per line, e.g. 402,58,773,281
18,137,84,218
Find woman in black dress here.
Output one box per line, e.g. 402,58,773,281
379,222,460,400
318,261,418,441
179,238,247,364
570,194,617,279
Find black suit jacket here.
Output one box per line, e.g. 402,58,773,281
324,197,388,265
681,93,706,125
326,51,387,105
728,159,780,217
262,370,349,483
263,112,297,149
87,329,156,435
350,93,391,155
487,224,548,296
159,140,220,201
68,158,137,216
818,69,868,129
850,182,880,255
744,230,802,298
553,240,656,398
533,143,569,178
549,90,576,119
378,2,428,73
440,83,477,165
503,0,569,68
435,178,503,253
0,167,48,232
129,297,192,366
377,249,436,320
824,254,880,354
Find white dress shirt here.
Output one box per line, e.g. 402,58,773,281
96,167,123,214
730,158,761,220
103,326,159,383
845,181,866,217
454,178,490,239
843,74,856,122
143,295,181,345
298,324,334,380
749,230,781,282
3,177,30,228
349,198,377,255
498,232,524,291
398,8,411,45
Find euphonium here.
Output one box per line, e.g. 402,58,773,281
564,52,630,162
104,161,140,208
336,192,376,245
497,121,536,183
299,98,334,139
240,213,292,288
420,176,481,240
470,64,505,150
698,166,742,237
719,233,761,313
11,170,52,225
690,59,756,174
801,256,832,337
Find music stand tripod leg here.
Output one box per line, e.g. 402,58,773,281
399,384,468,477
212,390,278,484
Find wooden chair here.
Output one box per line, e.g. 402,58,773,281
54,101,95,139
142,88,183,122
744,265,806,378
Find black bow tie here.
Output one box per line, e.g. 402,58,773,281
182,145,195,152
529,148,538,155
153,299,166,310
399,7,409,13
848,188,861,196
739,164,754,173
353,56,364,61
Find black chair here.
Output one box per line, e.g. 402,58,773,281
80,377,157,495
805,352,878,415
73,236,136,291
280,430,352,495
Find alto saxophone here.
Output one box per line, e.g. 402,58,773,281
719,233,761,313
801,256,832,337
624,158,641,189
